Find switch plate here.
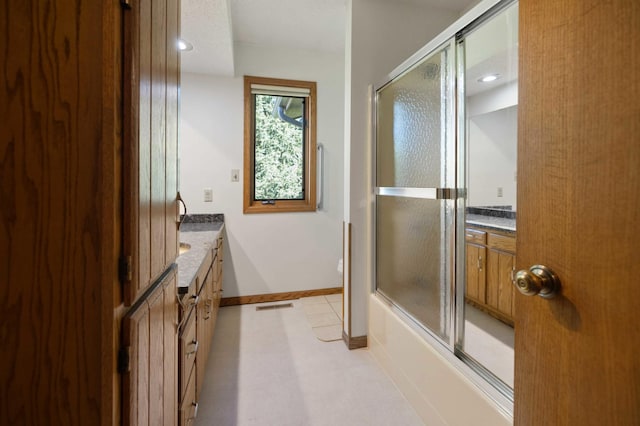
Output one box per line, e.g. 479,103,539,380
204,188,213,202
497,187,504,197
231,169,240,182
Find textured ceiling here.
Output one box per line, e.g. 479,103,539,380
232,0,347,54
180,0,480,76
180,0,235,76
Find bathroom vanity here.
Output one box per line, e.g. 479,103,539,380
176,216,225,426
465,208,516,326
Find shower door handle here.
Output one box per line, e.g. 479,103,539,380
375,187,462,200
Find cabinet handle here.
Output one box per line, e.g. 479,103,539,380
177,191,187,230
477,256,483,271
190,295,199,306
188,401,199,420
187,340,199,357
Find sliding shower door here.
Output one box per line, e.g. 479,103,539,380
375,40,456,341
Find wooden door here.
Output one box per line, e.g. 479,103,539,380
516,1,640,423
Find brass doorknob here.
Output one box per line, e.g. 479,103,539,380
513,265,560,299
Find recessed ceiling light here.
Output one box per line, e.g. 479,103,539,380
178,39,193,52
478,73,500,83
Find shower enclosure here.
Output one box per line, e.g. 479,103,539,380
374,0,518,400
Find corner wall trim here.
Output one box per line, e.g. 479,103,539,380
342,331,367,350
220,287,342,307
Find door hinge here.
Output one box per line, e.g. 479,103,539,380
117,346,131,374
121,0,132,9
119,255,133,283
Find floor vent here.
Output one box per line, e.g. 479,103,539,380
256,303,294,311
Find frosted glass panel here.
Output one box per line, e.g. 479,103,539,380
377,46,452,188
376,196,450,340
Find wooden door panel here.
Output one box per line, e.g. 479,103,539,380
165,0,180,265
123,0,179,305
150,0,168,280
122,267,178,426
516,0,640,423
122,300,150,426
148,288,164,426
163,272,178,426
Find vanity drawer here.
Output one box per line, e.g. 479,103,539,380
179,366,198,426
179,310,197,401
487,233,516,253
465,228,487,245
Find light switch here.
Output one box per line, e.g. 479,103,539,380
204,188,213,202
497,187,504,197
231,169,240,182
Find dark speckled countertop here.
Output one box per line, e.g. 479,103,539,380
465,207,516,233
176,215,224,293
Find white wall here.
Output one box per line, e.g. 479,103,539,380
344,0,460,338
179,43,344,298
468,105,518,208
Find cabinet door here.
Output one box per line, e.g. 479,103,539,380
486,250,515,320
122,0,180,306
465,243,486,304
195,263,214,397
122,267,178,426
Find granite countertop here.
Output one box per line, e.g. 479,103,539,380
176,215,224,293
465,207,516,233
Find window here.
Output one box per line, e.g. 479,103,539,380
243,76,317,213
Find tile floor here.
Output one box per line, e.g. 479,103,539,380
194,298,424,426
300,294,343,342
463,304,514,387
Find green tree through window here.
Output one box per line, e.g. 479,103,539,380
254,94,305,200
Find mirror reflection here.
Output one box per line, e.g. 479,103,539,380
461,1,518,389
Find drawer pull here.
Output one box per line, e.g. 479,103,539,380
188,401,199,420
187,340,199,357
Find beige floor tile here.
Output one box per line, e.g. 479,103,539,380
312,324,342,342
302,302,334,315
325,293,343,303
300,295,329,305
329,301,342,319
306,311,341,327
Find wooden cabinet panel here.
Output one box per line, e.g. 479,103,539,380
179,368,197,426
465,243,486,304
122,267,178,426
465,226,516,326
486,250,515,320
179,311,197,401
465,229,487,245
196,263,213,398
487,232,516,252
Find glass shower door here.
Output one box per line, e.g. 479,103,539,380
375,39,456,341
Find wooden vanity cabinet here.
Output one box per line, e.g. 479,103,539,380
178,234,224,425
465,226,516,326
